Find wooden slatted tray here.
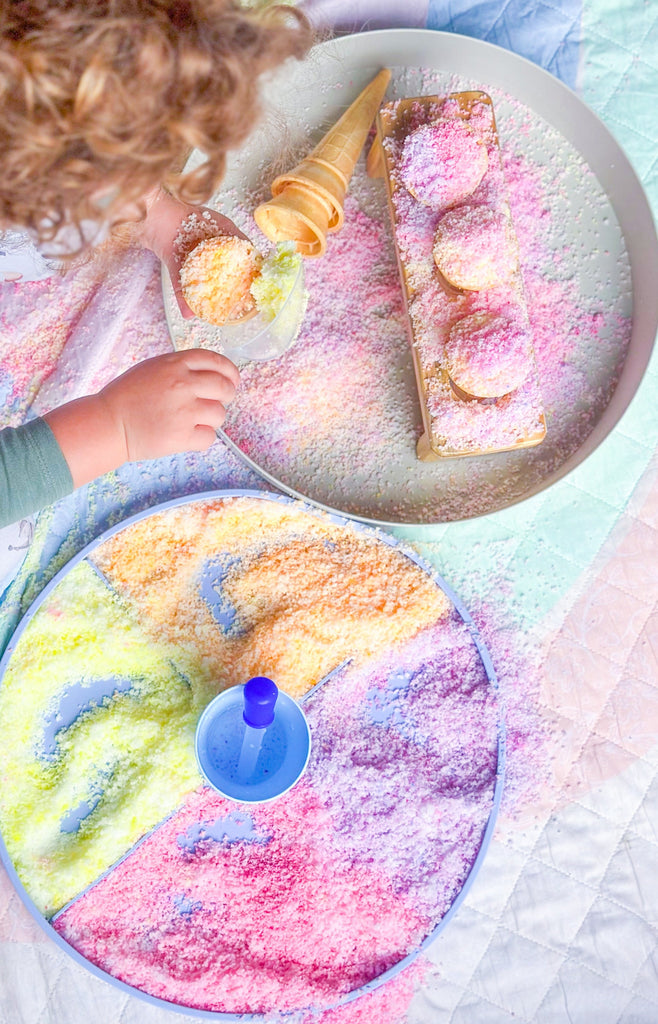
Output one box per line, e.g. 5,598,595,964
368,91,546,461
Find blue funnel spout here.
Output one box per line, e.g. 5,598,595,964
238,677,278,781
243,676,278,728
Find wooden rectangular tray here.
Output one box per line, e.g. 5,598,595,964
368,91,546,461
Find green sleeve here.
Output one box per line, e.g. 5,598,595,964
0,418,74,528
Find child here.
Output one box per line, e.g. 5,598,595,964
0,0,312,527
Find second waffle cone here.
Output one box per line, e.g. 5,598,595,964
254,68,391,257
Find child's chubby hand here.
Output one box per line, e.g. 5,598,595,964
44,350,240,487
137,189,248,319
99,349,240,460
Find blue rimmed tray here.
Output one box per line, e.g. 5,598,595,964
0,489,505,1019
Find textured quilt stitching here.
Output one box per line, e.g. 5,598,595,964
442,918,568,1023
511,4,582,72
545,590,654,666
524,811,658,897
587,15,658,65
586,20,658,130
459,835,658,1019
34,949,66,1024
455,912,658,1020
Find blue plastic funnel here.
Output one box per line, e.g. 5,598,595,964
195,678,311,803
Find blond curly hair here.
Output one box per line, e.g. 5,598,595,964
0,0,312,247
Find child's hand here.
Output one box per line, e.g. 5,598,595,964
138,189,249,319
45,350,240,487
99,349,240,459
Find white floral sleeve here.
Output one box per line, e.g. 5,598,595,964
0,229,56,283
0,218,109,283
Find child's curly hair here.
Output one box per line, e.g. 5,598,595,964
0,0,313,247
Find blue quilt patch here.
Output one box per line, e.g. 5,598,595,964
427,0,582,86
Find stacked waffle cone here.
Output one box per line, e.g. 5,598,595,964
254,69,391,257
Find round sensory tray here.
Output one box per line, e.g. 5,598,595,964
0,491,503,1019
163,30,658,527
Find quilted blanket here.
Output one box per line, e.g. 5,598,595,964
1,0,657,1021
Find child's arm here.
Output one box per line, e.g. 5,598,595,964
0,418,73,527
0,349,239,528
45,349,239,486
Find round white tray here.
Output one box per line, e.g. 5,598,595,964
163,29,658,526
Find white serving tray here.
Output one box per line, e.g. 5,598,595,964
163,30,658,525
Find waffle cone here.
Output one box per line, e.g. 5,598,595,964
271,161,347,233
267,69,391,239
254,183,334,258
307,68,391,183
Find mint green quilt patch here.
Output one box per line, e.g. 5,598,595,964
582,0,658,210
